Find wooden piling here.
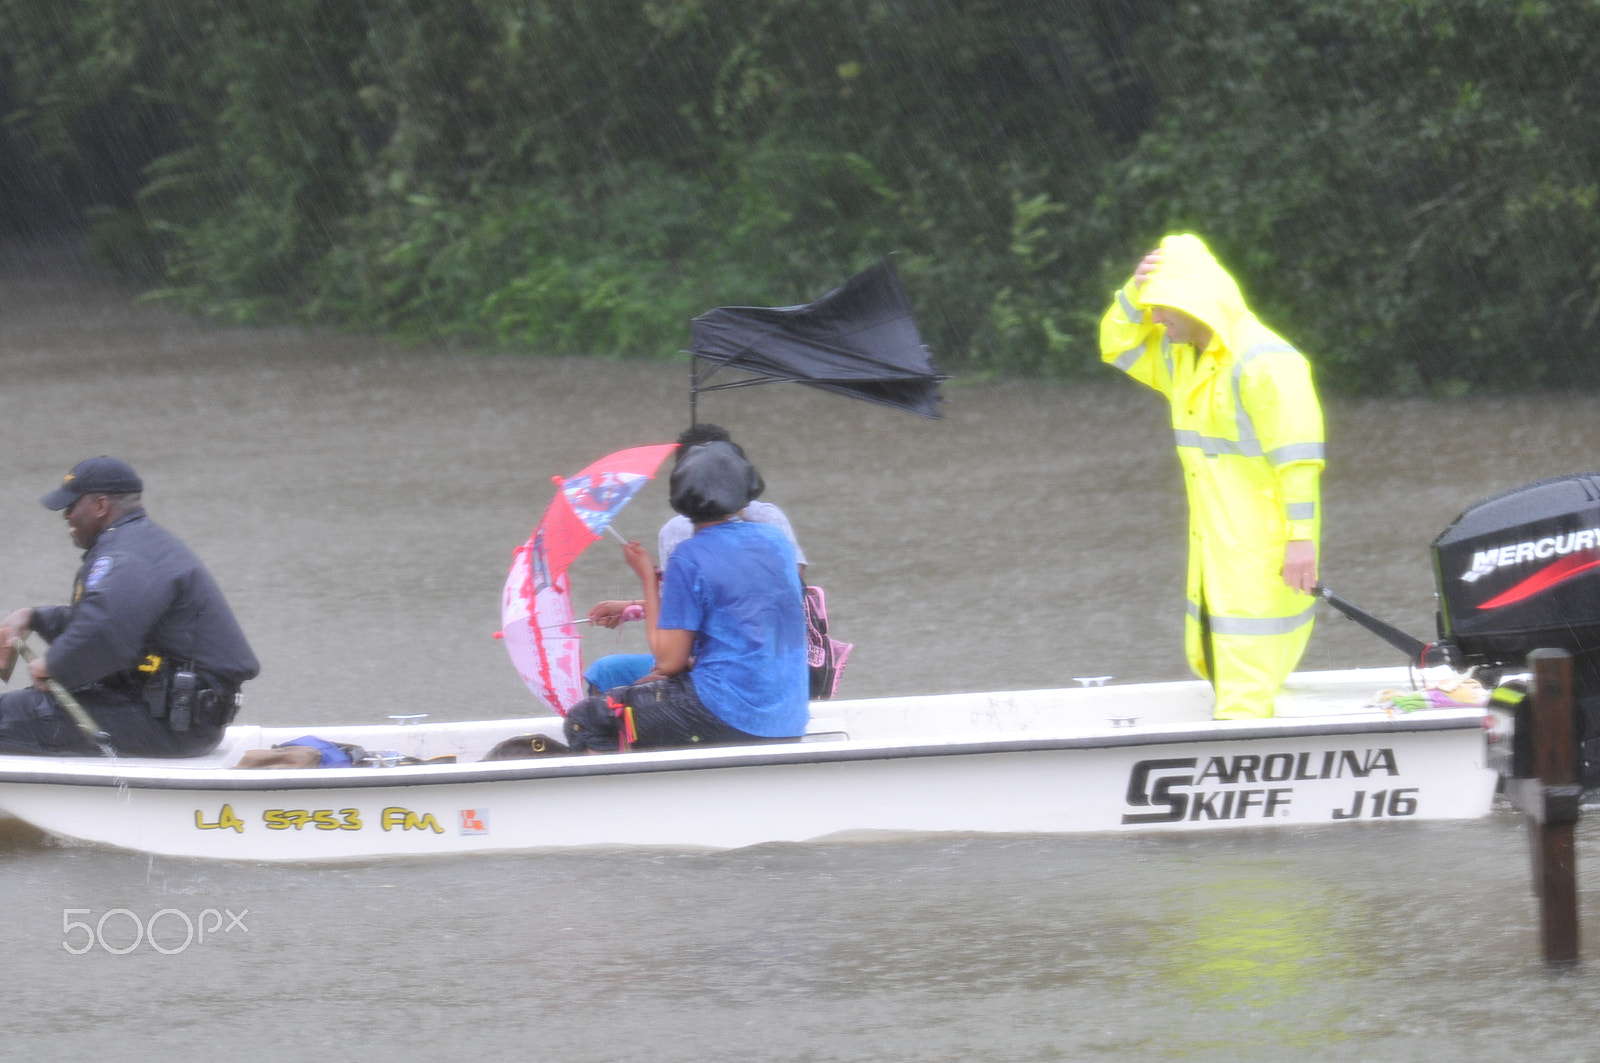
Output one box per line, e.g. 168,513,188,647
1504,648,1582,966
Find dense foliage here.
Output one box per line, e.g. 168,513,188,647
2,0,1597,393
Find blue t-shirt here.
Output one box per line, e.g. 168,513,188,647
658,520,809,737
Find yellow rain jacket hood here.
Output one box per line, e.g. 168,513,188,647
1100,234,1325,719
1135,235,1246,352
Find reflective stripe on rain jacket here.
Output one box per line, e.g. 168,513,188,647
1099,234,1324,718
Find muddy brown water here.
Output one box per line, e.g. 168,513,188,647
3,238,1599,1061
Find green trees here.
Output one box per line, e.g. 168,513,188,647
3,0,1597,392
1112,0,1600,394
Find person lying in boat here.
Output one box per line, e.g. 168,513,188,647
563,441,810,753
234,734,470,767
582,422,807,695
236,735,364,768
233,732,565,767
0,456,259,757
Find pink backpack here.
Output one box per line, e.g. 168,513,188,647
803,585,852,700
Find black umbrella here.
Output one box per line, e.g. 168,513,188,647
687,257,947,419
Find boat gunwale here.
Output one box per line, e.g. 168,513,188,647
0,709,1487,793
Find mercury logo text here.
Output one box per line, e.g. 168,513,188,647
1121,748,1401,824
1460,529,1600,582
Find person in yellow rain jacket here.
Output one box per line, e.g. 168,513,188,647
1100,234,1324,719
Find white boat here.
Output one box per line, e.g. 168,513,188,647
0,666,1497,862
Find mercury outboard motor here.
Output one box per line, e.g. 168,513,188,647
1430,473,1600,783
1317,473,1600,784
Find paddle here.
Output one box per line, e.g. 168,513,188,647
9,638,114,751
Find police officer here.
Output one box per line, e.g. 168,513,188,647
0,456,259,756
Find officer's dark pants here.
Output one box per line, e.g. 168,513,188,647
0,686,225,757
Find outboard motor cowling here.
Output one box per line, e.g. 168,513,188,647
1432,472,1600,783
1433,472,1600,661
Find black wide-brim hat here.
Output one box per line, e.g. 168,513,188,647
668,441,764,522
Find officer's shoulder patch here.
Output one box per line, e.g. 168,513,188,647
84,555,114,590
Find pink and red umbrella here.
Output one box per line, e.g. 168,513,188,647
500,443,677,714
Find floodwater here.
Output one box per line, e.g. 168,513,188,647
3,238,1600,1061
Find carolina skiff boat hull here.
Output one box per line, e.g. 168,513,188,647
0,667,1497,861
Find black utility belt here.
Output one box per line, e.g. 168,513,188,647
136,658,238,732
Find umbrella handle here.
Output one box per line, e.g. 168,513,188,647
542,603,643,632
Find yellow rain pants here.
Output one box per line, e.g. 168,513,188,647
1100,234,1324,719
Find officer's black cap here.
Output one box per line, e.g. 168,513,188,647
41,456,143,511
